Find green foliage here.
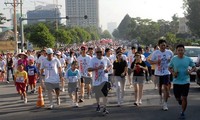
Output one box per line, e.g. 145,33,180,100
184,0,200,37
113,14,181,46
29,23,55,48
101,30,112,39
55,29,72,44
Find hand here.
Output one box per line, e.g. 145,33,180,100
187,69,192,75
104,69,108,73
98,65,104,70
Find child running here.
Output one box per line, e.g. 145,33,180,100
65,61,81,107
26,58,38,94
14,63,28,103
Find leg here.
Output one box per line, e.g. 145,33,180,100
134,83,138,104
79,77,85,102
138,84,144,104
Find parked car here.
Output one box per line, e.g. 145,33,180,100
184,46,200,85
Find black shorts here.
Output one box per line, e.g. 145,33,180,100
173,84,190,98
159,75,170,86
151,70,155,75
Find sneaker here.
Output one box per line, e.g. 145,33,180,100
62,88,65,92
96,105,101,112
24,98,27,104
162,102,168,111
179,112,185,119
47,104,54,110
6,81,10,83
78,98,84,103
57,97,61,105
134,102,138,106
138,100,142,105
74,102,79,108
154,86,158,90
102,108,109,116
129,84,133,88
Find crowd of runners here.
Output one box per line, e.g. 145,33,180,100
0,39,195,119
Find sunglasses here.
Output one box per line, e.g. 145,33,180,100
81,48,85,50
96,51,102,53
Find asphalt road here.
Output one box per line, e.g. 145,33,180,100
0,81,200,120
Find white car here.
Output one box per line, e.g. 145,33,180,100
184,46,200,84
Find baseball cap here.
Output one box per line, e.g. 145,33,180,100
56,51,61,55
46,48,54,54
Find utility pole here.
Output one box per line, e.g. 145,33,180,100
4,0,21,53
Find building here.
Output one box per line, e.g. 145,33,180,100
27,4,61,25
178,17,189,33
65,0,99,27
107,22,117,34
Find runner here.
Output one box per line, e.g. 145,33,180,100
40,48,63,109
26,58,37,94
149,39,173,111
65,61,81,107
131,52,147,106
88,47,112,115
113,50,128,106
169,44,195,119
77,46,91,102
14,63,28,104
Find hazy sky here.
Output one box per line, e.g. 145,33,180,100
0,0,184,30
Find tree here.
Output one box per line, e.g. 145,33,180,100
117,14,133,39
55,29,72,45
184,0,200,37
29,23,55,48
101,30,112,39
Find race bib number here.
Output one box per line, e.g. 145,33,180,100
16,76,24,83
68,76,78,83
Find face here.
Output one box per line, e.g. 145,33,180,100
117,53,123,59
159,42,167,51
135,54,141,59
81,48,86,54
18,65,24,71
71,63,78,69
96,48,103,58
176,47,185,57
47,53,53,59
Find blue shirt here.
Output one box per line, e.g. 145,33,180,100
26,65,37,76
143,52,151,67
169,55,195,84
65,68,81,83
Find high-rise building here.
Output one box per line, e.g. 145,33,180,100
65,0,99,27
27,4,61,25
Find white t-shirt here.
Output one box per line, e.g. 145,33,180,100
58,58,66,72
37,55,46,65
41,57,61,83
77,55,91,76
0,60,6,70
105,55,115,74
127,51,135,68
89,56,111,86
151,50,173,76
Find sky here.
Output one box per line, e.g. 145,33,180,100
0,0,185,30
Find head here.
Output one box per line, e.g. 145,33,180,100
41,49,46,56
17,63,24,71
95,47,103,59
154,45,159,50
116,51,123,60
28,58,34,65
80,46,87,55
131,46,136,54
71,61,79,70
134,52,141,60
105,48,111,56
176,44,185,58
158,39,167,52
145,46,150,52
46,48,54,60
87,47,94,56
27,50,32,55
137,46,143,54
56,51,62,58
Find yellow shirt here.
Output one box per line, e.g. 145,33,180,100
15,70,28,83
